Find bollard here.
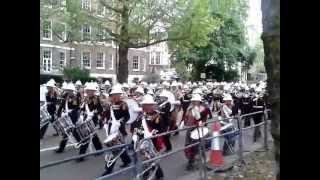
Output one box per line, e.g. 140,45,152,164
237,111,244,164
263,110,269,151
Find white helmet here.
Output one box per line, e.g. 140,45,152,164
162,81,170,87
64,83,76,91
147,89,154,95
171,81,178,87
190,94,202,102
159,90,171,99
140,94,157,105
110,84,123,95
75,80,82,86
61,81,68,90
46,80,55,88
192,88,203,95
135,86,145,95
122,83,129,89
105,80,111,86
223,94,233,101
84,82,97,91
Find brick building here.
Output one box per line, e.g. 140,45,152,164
40,0,170,83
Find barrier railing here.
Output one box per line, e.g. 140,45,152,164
40,109,271,180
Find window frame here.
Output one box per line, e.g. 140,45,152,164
109,54,114,70
42,20,52,41
82,52,91,69
96,52,105,69
42,49,52,72
156,52,161,65
82,24,91,41
96,4,106,17
81,0,91,10
132,56,139,71
59,51,66,70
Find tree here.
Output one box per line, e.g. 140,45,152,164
261,0,280,179
63,67,95,82
172,0,254,82
41,0,221,83
173,61,191,81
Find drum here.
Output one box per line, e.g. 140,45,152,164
190,127,210,140
52,115,75,136
75,119,96,141
40,107,51,128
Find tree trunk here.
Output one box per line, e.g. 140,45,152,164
117,44,129,83
116,1,129,83
261,0,280,179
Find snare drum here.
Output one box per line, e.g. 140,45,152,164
52,115,75,136
75,119,96,141
40,108,51,128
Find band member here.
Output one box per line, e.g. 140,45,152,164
221,94,236,156
101,84,132,176
157,90,173,152
183,94,209,170
83,83,104,128
76,83,104,158
55,83,81,154
240,89,253,127
251,90,265,142
40,80,58,139
130,94,164,179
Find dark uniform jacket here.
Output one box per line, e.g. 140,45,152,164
46,91,58,115
57,93,81,124
104,101,130,136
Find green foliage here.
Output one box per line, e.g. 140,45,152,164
173,61,191,81
63,67,95,82
172,0,253,82
142,72,161,83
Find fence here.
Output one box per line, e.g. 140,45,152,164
40,109,271,180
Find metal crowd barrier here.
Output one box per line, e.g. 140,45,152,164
40,109,271,180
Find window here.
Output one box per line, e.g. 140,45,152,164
57,23,67,41
81,0,91,10
96,26,105,41
151,54,155,65
96,52,105,69
97,4,105,16
109,54,114,70
42,49,52,72
142,57,146,71
132,56,139,71
156,52,161,64
59,52,66,69
42,20,52,40
82,52,91,68
82,25,91,41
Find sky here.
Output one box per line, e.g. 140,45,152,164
246,0,263,47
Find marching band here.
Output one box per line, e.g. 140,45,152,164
40,79,268,179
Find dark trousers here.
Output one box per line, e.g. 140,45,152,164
162,134,172,151
142,165,164,180
57,132,102,154
103,149,131,175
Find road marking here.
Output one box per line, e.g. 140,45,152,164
40,143,76,152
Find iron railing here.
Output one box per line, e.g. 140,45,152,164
40,109,271,180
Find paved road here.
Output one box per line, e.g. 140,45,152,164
40,119,273,180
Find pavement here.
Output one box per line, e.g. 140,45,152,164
40,119,273,180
